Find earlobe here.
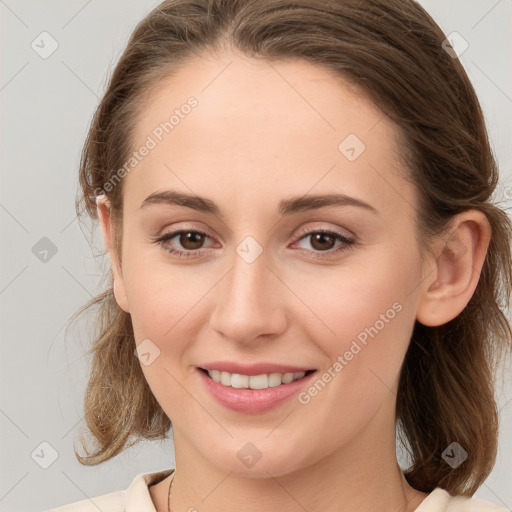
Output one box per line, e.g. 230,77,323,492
96,195,131,313
416,210,491,327
112,278,129,313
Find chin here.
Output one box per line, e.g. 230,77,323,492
202,439,310,479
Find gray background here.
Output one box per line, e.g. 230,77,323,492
1,1,511,511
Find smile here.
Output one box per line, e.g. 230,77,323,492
201,368,316,389
197,367,318,414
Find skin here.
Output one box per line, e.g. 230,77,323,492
97,49,491,512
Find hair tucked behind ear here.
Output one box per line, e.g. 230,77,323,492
73,0,512,495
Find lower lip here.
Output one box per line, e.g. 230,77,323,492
196,368,317,414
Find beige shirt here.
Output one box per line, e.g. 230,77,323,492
47,468,509,511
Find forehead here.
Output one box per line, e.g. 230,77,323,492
123,52,415,220
134,52,392,147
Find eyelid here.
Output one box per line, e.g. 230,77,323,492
155,227,216,247
291,226,355,255
155,222,354,244
153,222,356,258
156,222,215,240
297,223,354,240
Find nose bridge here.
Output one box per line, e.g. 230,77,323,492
225,237,275,315
210,235,286,342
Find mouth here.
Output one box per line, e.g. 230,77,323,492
197,366,318,413
198,367,317,390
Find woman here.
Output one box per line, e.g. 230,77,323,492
49,0,512,510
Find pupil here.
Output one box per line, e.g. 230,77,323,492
181,232,203,249
311,233,334,251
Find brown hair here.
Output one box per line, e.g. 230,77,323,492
73,0,512,496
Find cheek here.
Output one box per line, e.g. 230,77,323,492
296,246,420,380
124,259,204,410
122,248,204,340
290,253,419,443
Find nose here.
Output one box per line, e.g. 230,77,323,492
209,242,288,345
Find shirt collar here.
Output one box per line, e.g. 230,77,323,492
125,468,175,512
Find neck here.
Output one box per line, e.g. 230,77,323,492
163,400,427,512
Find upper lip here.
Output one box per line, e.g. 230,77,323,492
198,361,316,376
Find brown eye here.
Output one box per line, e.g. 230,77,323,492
294,229,355,257
154,229,213,258
178,231,206,250
309,232,337,251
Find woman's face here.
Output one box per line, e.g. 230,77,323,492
105,53,430,476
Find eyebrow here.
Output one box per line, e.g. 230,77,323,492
140,190,379,216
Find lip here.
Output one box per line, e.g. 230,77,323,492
196,367,317,414
198,361,316,376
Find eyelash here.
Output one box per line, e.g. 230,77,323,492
153,227,355,259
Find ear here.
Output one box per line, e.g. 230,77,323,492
96,195,130,313
416,210,491,327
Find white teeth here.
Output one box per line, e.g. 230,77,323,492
206,369,308,389
231,373,249,388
